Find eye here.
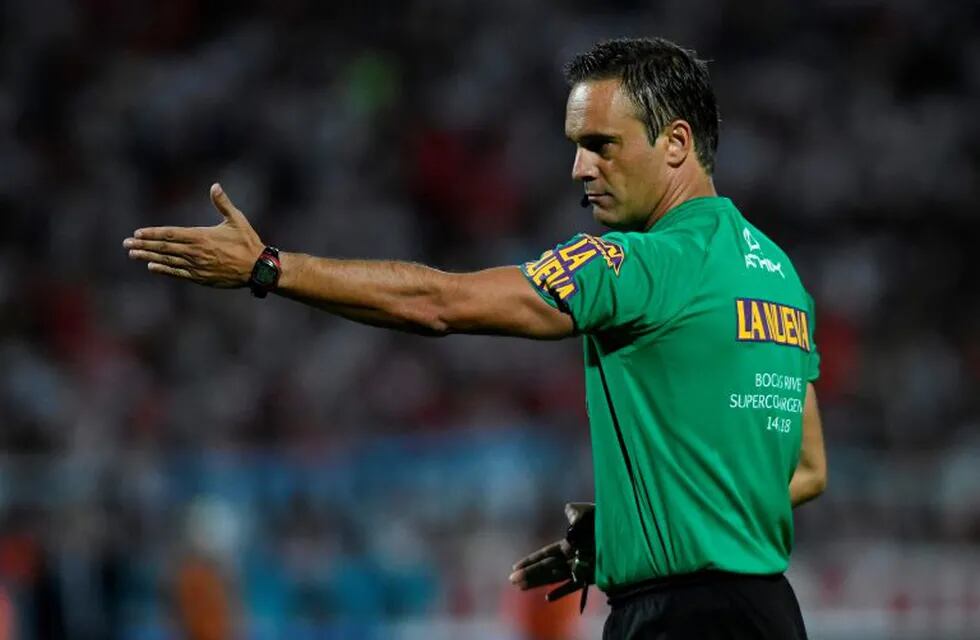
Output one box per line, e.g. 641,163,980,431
570,135,616,158
583,140,609,154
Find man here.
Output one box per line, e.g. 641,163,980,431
123,38,826,639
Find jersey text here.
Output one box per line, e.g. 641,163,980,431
735,298,811,352
522,234,625,301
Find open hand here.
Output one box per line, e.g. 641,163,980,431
123,183,264,287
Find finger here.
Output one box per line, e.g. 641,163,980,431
210,183,245,223
123,238,193,255
565,502,594,524
546,580,583,602
510,556,570,590
510,554,564,584
512,540,564,571
128,249,193,268
131,227,197,243
147,262,195,281
512,563,569,590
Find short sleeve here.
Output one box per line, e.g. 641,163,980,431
519,232,674,334
805,293,821,382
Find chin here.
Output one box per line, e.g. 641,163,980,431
592,207,628,230
591,205,614,224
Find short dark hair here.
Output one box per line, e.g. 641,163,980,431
565,37,720,174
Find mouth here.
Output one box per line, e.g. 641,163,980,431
586,193,613,206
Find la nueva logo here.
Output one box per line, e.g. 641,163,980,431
742,228,785,278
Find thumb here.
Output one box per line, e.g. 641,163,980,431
210,183,245,224
565,502,593,525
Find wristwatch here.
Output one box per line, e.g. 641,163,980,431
249,246,281,298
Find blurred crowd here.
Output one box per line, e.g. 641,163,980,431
1,0,978,638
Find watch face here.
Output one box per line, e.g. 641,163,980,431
254,260,278,286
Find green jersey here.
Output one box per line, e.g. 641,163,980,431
520,196,820,591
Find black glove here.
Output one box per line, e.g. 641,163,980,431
509,502,595,613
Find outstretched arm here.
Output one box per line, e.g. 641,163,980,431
123,184,573,339
790,383,827,507
276,257,572,338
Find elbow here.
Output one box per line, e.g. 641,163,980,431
811,453,828,497
805,466,828,502
813,467,828,497
416,276,467,336
392,300,454,337
419,298,457,336
790,457,827,508
417,315,452,337
393,273,476,337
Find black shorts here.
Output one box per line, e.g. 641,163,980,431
602,571,808,640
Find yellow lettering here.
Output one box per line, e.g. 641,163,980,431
596,238,625,273
763,303,786,343
533,258,564,286
524,252,551,276
545,267,568,287
797,310,811,352
553,280,577,300
781,306,798,346
558,238,597,272
736,300,753,340
750,301,767,340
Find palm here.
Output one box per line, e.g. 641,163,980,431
123,184,264,287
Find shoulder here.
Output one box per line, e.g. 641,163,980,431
737,218,808,281
603,222,716,273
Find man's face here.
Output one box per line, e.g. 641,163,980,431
565,79,666,230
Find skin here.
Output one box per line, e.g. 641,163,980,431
565,78,716,231
122,78,715,300
509,383,827,595
122,76,826,595
789,383,827,507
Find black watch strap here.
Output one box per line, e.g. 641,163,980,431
249,246,281,298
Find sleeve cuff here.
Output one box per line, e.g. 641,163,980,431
518,264,580,333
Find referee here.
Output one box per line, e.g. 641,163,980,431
123,38,827,639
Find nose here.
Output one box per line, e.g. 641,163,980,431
571,147,599,183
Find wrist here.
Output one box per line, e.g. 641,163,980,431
249,246,281,298
274,251,299,293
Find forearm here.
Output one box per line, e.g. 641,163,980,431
791,383,827,508
122,186,570,337
276,253,457,334
789,466,826,507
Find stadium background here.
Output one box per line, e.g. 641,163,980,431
1,0,978,638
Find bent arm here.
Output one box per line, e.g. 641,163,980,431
790,383,827,507
277,253,574,339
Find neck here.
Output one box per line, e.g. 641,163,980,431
643,173,717,231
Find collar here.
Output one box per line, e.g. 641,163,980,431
648,196,732,232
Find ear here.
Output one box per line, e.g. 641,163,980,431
664,119,694,168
